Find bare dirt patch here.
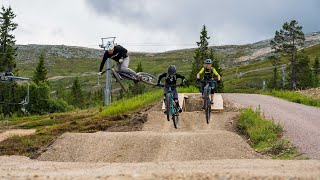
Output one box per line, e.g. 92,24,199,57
299,87,320,100
0,129,36,142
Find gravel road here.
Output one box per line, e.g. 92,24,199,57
222,93,320,159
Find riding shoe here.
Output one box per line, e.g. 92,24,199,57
210,100,214,104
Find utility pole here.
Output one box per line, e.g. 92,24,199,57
99,37,115,106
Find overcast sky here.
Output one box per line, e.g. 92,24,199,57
2,0,320,52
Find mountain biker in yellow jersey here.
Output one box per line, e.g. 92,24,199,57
98,41,139,79
157,65,185,113
196,59,221,110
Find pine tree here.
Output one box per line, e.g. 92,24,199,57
33,52,48,85
268,56,281,89
270,20,305,90
189,25,210,86
313,56,319,86
189,25,223,92
136,62,143,72
71,78,85,108
128,62,146,96
295,55,313,89
0,6,18,72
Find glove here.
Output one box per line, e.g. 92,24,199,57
119,58,123,63
196,78,201,83
217,80,221,84
98,72,102,76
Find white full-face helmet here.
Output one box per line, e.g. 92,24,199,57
106,41,114,51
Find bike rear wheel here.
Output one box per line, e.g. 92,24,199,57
137,72,158,85
205,98,211,124
165,93,171,121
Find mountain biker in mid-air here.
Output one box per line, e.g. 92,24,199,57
196,59,221,110
157,65,185,113
98,41,140,80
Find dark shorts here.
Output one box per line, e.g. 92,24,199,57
201,81,215,95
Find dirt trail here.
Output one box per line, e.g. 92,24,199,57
1,156,319,179
1,96,320,179
222,93,320,159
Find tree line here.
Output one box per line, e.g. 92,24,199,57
270,20,319,90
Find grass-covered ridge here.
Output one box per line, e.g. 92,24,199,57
101,89,163,116
237,108,300,159
263,90,320,108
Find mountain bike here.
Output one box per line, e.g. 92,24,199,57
102,65,159,92
157,84,182,129
202,80,214,124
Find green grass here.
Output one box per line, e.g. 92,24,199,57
263,90,320,108
237,108,299,159
0,88,167,157
178,86,200,93
101,89,163,116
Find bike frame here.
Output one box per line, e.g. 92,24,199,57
202,79,214,124
166,86,177,116
159,84,181,128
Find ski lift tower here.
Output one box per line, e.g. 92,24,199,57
0,73,30,128
99,37,116,106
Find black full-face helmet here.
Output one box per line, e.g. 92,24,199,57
168,65,176,75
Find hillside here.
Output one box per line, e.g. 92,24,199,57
13,32,320,93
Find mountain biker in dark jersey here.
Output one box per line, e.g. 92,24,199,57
157,65,185,113
196,59,221,110
98,41,138,78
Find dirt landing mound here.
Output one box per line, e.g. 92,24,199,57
38,130,262,163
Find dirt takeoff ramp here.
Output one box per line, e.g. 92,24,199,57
38,130,261,163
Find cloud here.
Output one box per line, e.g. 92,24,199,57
85,0,320,45
2,0,319,52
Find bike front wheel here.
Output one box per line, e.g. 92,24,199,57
137,72,159,85
205,99,211,124
173,105,179,129
204,84,211,124
165,93,171,121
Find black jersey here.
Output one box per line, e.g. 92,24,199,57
158,73,185,86
99,45,128,72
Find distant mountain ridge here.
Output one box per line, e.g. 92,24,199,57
16,32,320,66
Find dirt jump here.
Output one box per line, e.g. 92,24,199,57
0,93,319,179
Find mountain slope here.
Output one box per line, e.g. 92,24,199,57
13,32,320,93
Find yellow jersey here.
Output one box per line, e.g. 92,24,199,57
199,67,218,80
